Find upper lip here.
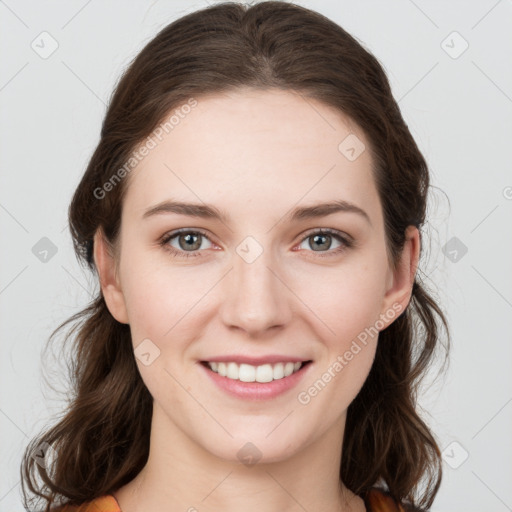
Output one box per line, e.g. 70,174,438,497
201,355,311,365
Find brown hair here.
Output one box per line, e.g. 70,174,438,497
20,2,449,510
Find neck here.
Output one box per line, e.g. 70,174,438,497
113,402,364,512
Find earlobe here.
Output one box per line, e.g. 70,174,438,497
93,229,129,324
380,226,420,328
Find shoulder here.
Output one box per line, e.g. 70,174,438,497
51,495,121,512
363,487,428,512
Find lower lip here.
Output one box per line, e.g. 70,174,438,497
198,361,313,401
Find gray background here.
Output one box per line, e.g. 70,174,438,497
1,1,511,511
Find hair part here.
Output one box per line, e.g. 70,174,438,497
21,2,449,511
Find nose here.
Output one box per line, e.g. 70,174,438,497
219,242,292,336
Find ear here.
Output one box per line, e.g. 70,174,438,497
379,225,420,328
93,229,129,324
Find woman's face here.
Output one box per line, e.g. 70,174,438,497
96,88,417,464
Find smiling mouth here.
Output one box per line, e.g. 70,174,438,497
200,360,313,383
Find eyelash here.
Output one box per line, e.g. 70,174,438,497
159,228,353,259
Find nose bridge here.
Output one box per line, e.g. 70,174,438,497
220,235,291,334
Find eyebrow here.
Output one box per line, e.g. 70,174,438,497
142,199,371,226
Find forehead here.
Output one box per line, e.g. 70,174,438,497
122,88,380,224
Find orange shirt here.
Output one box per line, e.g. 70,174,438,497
54,488,416,512
54,495,120,512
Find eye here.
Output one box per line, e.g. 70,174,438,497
160,229,214,258
296,228,352,257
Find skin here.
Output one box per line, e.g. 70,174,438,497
94,88,419,512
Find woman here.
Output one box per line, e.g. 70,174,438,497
21,2,449,511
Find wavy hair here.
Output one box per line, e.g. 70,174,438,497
20,2,449,510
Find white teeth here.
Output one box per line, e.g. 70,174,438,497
206,360,305,382
273,362,284,379
285,362,295,376
227,362,239,379
255,364,273,383
239,363,256,382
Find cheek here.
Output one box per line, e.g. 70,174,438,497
119,261,204,400
123,270,201,343
292,257,388,340
117,245,195,344
295,268,381,413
